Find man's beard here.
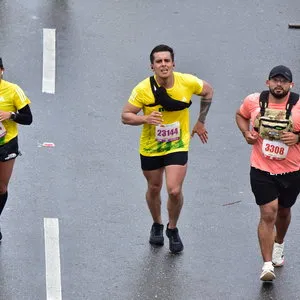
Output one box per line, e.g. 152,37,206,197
269,88,289,99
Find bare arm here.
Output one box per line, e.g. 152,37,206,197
191,80,214,143
121,102,163,126
198,80,214,124
235,109,258,145
121,102,145,125
281,132,300,146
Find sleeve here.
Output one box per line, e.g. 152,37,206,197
13,84,31,110
183,74,204,95
239,94,257,119
14,105,33,125
128,86,145,108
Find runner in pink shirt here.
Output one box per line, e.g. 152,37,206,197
236,65,300,282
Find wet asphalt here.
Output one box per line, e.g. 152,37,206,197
0,1,300,299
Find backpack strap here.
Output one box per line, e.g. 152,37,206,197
259,90,269,117
150,76,159,93
146,76,160,107
285,92,299,119
147,76,192,111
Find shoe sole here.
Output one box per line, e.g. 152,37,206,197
169,247,184,254
273,261,284,267
149,239,164,246
260,271,276,281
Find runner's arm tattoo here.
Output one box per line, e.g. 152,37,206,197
198,98,212,124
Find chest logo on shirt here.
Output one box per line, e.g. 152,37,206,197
169,96,187,102
0,96,4,102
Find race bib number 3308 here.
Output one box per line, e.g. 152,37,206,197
262,139,289,160
155,121,180,142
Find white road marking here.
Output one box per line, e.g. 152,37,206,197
42,29,56,94
44,218,62,300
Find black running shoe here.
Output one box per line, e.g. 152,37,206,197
166,225,184,253
149,223,164,246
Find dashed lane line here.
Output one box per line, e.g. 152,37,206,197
44,218,62,300
42,28,56,94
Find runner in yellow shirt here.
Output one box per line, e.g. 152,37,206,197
121,45,214,253
0,58,33,241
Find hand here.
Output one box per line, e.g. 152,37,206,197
0,111,11,122
281,132,299,146
191,121,208,143
145,111,163,125
243,130,259,145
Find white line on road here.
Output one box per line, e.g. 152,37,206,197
42,28,56,94
44,218,62,300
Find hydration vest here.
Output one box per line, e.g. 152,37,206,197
145,76,192,111
254,91,299,140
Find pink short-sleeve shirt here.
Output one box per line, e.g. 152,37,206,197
239,92,300,174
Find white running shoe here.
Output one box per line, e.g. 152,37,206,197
260,262,276,281
272,242,285,267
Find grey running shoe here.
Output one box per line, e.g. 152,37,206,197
149,223,164,246
166,225,184,253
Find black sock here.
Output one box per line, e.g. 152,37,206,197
0,192,8,216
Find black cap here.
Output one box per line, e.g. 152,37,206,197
269,65,292,82
0,58,3,69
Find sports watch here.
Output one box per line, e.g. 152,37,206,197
10,112,17,121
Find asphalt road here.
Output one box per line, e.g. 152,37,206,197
0,1,300,299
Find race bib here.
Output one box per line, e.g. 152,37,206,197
262,139,289,160
0,121,7,138
155,121,180,142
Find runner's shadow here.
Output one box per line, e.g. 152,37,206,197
130,245,184,300
257,281,275,299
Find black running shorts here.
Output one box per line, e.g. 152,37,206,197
0,137,20,162
250,167,300,207
140,151,188,171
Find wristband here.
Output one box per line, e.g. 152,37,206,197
10,112,17,121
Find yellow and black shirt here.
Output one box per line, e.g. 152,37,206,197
128,72,203,156
0,80,31,145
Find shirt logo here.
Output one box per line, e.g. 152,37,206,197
0,96,4,102
4,153,17,160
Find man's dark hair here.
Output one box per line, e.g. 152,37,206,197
150,44,174,63
0,58,3,69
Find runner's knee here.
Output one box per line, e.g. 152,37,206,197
147,182,162,194
167,186,182,199
260,209,277,224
